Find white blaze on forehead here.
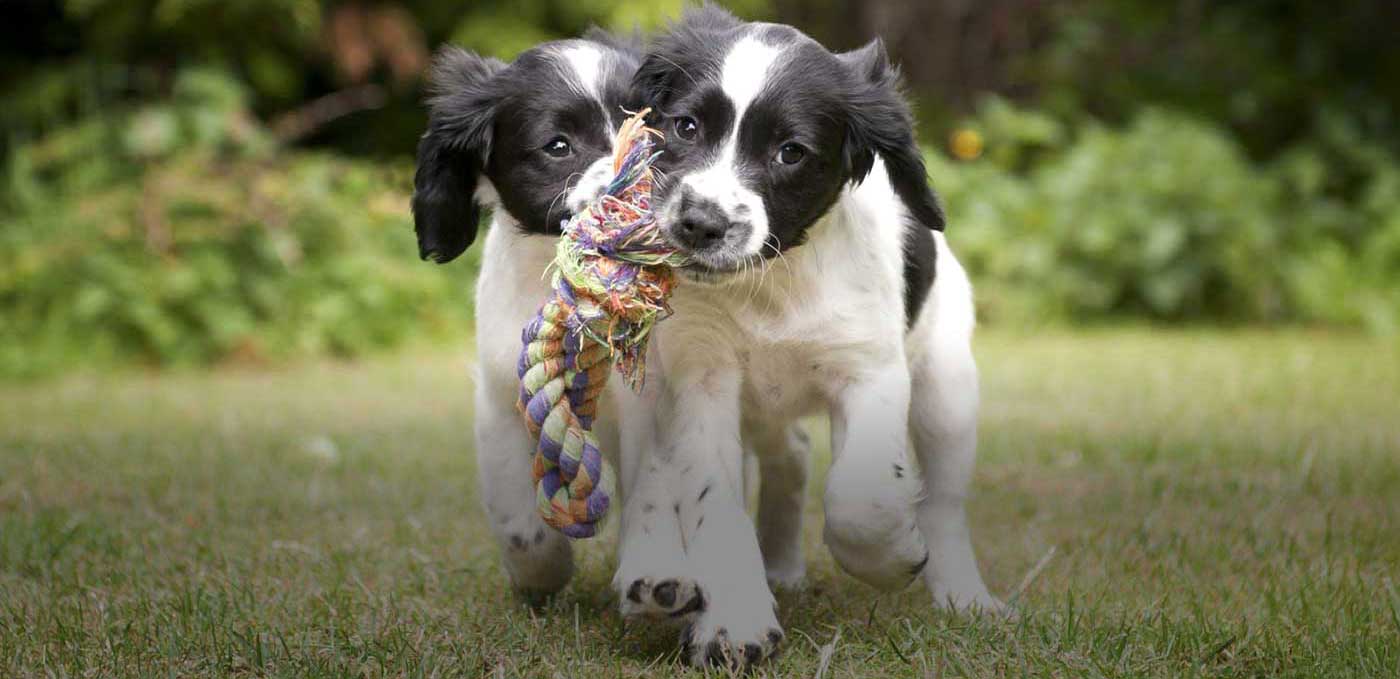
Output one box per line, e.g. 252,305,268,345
720,36,784,122
560,44,605,97
559,43,620,149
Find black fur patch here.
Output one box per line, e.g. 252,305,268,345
903,221,936,327
672,590,707,617
653,580,678,607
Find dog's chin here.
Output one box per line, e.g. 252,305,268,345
676,266,731,286
674,254,758,286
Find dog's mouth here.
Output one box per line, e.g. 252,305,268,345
673,255,763,285
667,232,787,285
676,262,732,285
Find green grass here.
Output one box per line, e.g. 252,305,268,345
2,328,1398,678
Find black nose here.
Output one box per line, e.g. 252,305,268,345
674,197,731,251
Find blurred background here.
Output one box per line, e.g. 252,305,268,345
4,0,1399,380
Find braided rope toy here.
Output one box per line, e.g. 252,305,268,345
516,110,685,538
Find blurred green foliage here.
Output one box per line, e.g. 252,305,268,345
1,69,474,378
936,100,1400,331
1028,1,1400,162
1,0,1398,378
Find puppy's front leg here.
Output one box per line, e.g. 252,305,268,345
474,376,574,597
613,381,704,620
749,421,811,589
824,362,929,589
660,365,784,670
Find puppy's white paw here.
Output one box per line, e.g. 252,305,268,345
920,521,1006,615
680,595,783,671
620,575,705,619
928,581,1007,615
824,513,928,590
496,522,573,596
823,461,929,589
614,529,703,621
764,558,806,591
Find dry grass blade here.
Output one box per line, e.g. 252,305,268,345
813,629,841,679
1008,546,1058,605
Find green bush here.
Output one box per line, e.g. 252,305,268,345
5,73,1399,381
934,102,1400,331
0,69,476,379
1283,156,1400,335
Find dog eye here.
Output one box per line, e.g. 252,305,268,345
543,137,572,158
777,143,806,165
674,117,699,141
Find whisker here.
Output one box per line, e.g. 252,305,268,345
758,239,792,317
743,254,757,306
653,54,700,88
547,171,590,222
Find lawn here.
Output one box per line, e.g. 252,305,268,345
2,329,1398,678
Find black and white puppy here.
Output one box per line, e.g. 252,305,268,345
612,6,1000,669
412,34,646,594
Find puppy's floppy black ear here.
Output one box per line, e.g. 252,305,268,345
412,47,506,263
632,49,677,111
840,38,945,232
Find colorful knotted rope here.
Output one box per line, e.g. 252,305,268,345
516,110,686,538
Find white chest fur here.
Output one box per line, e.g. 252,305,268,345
655,159,912,423
473,216,559,391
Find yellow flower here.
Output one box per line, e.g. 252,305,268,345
951,128,984,161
